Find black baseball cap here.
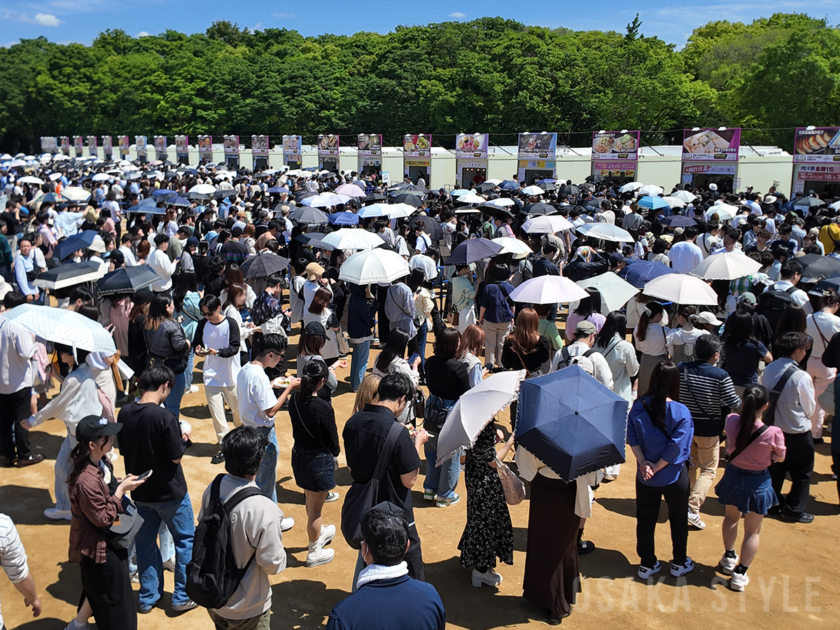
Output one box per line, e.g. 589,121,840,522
76,415,122,443
304,321,328,338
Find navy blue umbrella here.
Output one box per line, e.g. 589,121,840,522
53,231,98,261
167,196,192,207
446,238,503,265
151,189,176,198
328,211,360,226
267,186,289,194
516,365,629,480
659,215,696,227
500,180,520,191
619,260,676,289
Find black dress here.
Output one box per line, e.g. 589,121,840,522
458,424,514,569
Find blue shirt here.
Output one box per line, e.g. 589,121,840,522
55,210,84,237
14,252,38,296
476,281,515,323
627,397,693,486
327,575,445,630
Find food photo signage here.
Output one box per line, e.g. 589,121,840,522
317,134,340,156
357,134,381,156
793,127,840,163
101,136,113,156
251,135,269,156
73,136,84,155
591,131,639,161
118,136,130,156
518,132,557,160
135,136,147,156
682,128,741,161
403,134,431,157
198,135,213,156
223,135,240,155
456,133,489,159
60,136,70,155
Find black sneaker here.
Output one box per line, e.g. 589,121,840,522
781,511,814,524
211,452,225,465
577,540,596,555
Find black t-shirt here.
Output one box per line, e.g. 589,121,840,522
425,355,470,400
201,273,224,297
117,401,187,503
501,336,552,373
722,341,768,387
289,393,340,456
342,404,420,521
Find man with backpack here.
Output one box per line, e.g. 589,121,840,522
551,321,613,388
758,259,813,329
761,332,816,524
192,427,287,630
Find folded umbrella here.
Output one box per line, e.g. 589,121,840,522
4,304,116,354
96,265,159,295
509,276,589,305
643,274,718,305
576,272,639,313
239,253,290,280
618,260,676,288
691,252,761,281
575,223,634,243
35,261,106,290
446,238,503,265
436,370,526,465
340,248,410,285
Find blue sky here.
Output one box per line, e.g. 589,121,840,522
2,0,839,48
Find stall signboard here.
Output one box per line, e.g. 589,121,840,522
60,136,70,155
154,136,167,159
223,135,240,156
793,127,840,163
681,163,737,185
456,133,489,159
283,135,302,155
593,160,637,179
357,134,382,156
87,136,98,153
118,136,130,156
518,132,557,161
317,134,340,156
682,128,741,161
198,135,213,157
591,131,639,161
40,137,57,153
796,164,840,181
102,136,113,157
175,135,189,155
403,134,431,157
251,135,269,156
135,136,148,156
73,136,84,155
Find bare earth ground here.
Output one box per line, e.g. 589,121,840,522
1,326,838,630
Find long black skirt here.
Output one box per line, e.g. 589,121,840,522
79,546,137,630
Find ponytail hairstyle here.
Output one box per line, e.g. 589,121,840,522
636,301,665,342
677,304,698,326
67,435,108,488
817,287,840,310
736,384,769,453
299,358,328,400
641,361,680,435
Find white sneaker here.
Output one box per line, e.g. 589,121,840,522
670,557,695,577
325,491,340,503
163,557,176,573
719,551,739,575
638,561,661,580
44,508,72,521
189,385,200,394
306,543,335,567
729,571,749,591
317,524,336,547
130,571,139,584
687,511,706,529
471,568,503,588
280,517,295,532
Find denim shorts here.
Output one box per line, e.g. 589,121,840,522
292,448,336,493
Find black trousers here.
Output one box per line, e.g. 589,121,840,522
635,465,689,567
79,546,136,630
0,389,33,460
769,431,814,516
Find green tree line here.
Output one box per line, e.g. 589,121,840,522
1,12,838,154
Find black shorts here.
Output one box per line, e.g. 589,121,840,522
292,448,336,493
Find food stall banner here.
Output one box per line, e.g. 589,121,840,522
456,133,489,159
73,136,84,154
118,136,130,156
317,134,340,156
283,136,302,155
403,134,431,157
251,135,269,156
101,136,113,156
682,128,741,161
40,137,57,153
60,136,70,155
153,136,167,159
793,127,840,163
87,135,98,151
357,134,382,156
135,136,148,156
175,135,189,155
223,135,240,156
591,131,639,161
518,133,557,160
198,135,213,156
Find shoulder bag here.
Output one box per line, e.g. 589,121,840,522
729,424,769,464
496,457,526,505
764,365,800,426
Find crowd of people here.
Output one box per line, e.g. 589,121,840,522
0,157,838,629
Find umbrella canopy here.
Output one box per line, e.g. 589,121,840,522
409,254,438,280
392,193,423,207
561,184,580,196
637,195,670,210
436,370,525,466
500,180,520,191
39,192,63,204
576,272,640,313
619,182,643,193
130,198,167,215
339,248,410,285
815,275,840,293
34,261,106,290
450,189,472,197
188,183,216,196
794,197,825,209
643,274,718,305
492,237,532,259
239,253,290,280
410,215,443,241
335,183,366,198
61,187,92,202
521,185,545,197
691,252,761,281
363,193,386,203
801,255,840,283
522,202,554,216
290,207,329,224
301,195,334,208
509,276,589,305
619,260,676,289
446,238,503,265
320,228,384,251
661,196,687,209
522,215,574,234
267,186,289,194
328,212,360,226
672,190,698,203
53,231,99,261
659,215,697,228
638,184,664,197
357,203,389,219
4,304,116,354
96,265,159,295
214,189,238,200
151,188,176,198
483,197,515,208
167,196,192,208
478,206,514,221
383,203,415,219
707,203,738,222
457,194,486,205
475,182,496,194
575,223,634,243
17,176,44,185
517,366,629,480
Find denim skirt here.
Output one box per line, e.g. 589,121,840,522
715,463,778,514
292,447,336,493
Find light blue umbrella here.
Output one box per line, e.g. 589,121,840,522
637,195,670,210
4,304,116,353
450,189,472,197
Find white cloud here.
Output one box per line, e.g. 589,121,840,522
34,13,62,26
448,12,466,18
136,31,150,37
273,12,295,19
2,11,63,26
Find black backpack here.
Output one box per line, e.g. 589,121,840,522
186,475,267,609
756,286,798,331
554,345,602,370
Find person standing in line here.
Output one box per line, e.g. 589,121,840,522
13,236,41,304
198,427,287,630
715,384,786,592
346,283,378,392
804,288,840,442
450,264,477,334
761,332,817,524
476,263,515,372
668,226,704,274
118,366,197,615
0,514,42,628
628,361,695,581
147,234,177,293
144,294,190,419
633,301,669,395
194,294,243,465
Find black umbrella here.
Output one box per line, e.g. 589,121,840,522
96,265,158,295
585,174,605,183
290,207,329,224
580,182,596,191
294,190,317,203
522,202,554,216
446,238,503,265
659,215,697,227
801,256,840,282
816,275,840,293
363,193,386,203
392,194,422,207
214,189,238,200
478,205,515,220
410,215,443,241
794,197,825,209
239,253,290,279
35,261,104,291
475,182,496,193
560,185,580,196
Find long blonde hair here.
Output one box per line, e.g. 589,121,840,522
353,374,381,414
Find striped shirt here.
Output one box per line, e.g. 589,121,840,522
678,361,742,437
0,514,30,629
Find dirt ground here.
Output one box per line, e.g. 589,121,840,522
1,326,838,630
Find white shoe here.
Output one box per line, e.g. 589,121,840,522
670,557,695,577
317,524,336,547
189,385,200,394
130,571,139,584
729,571,749,591
163,557,176,572
719,551,739,575
325,491,340,503
471,568,503,587
306,544,335,567
687,511,706,530
280,517,295,532
638,561,661,580
44,508,72,521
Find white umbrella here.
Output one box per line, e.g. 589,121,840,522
691,252,761,280
486,178,503,185
339,248,410,284
320,228,384,251
52,154,70,162
17,176,44,185
661,196,686,208
483,197,515,208
643,274,718,305
436,370,526,465
384,203,416,219
509,276,589,304
672,190,698,203
638,184,664,196
521,185,545,196
301,195,336,209
335,183,366,198
48,172,63,181
458,194,485,205
576,272,639,313
358,203,389,218
188,183,216,195
3,304,116,353
92,173,112,182
492,237,532,259
575,223,634,243
409,254,438,280
62,187,91,202
522,215,574,234
450,189,472,197
706,203,738,222
619,181,643,193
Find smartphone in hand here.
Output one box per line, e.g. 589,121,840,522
135,469,153,482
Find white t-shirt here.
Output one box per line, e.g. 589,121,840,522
201,318,241,387
236,362,278,428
